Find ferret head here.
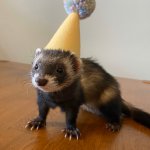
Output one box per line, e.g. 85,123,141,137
31,48,81,93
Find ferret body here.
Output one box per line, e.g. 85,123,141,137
26,49,150,139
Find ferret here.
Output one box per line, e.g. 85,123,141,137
25,48,150,140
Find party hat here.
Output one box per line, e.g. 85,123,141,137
45,12,80,57
44,0,96,57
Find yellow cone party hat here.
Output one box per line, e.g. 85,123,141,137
45,13,80,57
44,0,96,57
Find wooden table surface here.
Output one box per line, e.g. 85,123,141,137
0,61,150,150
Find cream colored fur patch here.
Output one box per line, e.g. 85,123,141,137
100,86,117,104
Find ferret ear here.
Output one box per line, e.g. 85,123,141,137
35,48,42,56
71,55,82,73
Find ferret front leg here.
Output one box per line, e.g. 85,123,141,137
25,90,50,130
62,107,81,140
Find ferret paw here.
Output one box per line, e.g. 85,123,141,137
25,117,46,131
106,123,121,132
61,127,81,140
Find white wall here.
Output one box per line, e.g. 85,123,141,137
0,0,150,80
0,0,65,63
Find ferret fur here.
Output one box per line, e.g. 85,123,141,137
26,49,150,138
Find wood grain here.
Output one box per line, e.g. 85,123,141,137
0,61,150,150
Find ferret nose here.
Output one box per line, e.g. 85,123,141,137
35,78,48,86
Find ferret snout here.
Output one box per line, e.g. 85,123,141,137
35,78,48,86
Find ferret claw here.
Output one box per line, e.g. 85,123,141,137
62,128,81,140
106,123,121,132
25,121,31,128
74,131,79,140
61,129,65,132
36,125,39,130
25,124,29,129
25,118,46,131
27,121,31,124
64,133,68,138
76,136,79,140
31,126,34,131
69,135,72,141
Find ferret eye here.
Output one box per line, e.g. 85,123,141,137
34,64,38,70
56,67,64,74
